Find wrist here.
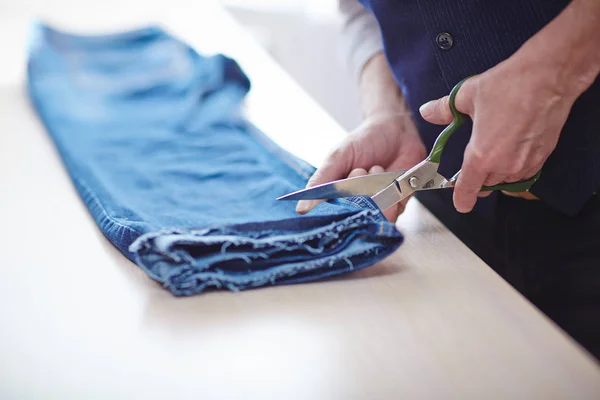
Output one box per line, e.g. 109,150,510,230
518,0,600,99
358,52,408,118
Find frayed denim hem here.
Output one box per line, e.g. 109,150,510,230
129,209,403,295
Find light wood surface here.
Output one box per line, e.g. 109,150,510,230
1,2,599,398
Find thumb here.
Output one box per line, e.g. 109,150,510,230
419,79,475,125
419,95,453,125
296,144,354,214
453,147,487,213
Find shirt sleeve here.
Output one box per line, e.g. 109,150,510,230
338,0,384,81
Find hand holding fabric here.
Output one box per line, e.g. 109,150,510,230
296,110,426,221
297,53,426,222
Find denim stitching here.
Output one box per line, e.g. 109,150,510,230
340,197,383,223
74,177,144,237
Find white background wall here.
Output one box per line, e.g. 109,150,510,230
223,0,364,132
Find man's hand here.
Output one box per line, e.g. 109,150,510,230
296,53,426,222
419,0,600,213
296,110,426,221
419,64,567,212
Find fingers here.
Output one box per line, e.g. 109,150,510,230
453,148,487,213
349,168,369,177
369,165,384,174
296,145,354,214
478,173,503,198
383,201,405,222
297,163,405,222
458,154,542,206
483,173,504,187
419,96,453,125
419,78,476,125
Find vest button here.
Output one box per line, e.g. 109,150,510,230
436,32,454,50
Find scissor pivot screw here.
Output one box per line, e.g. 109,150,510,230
409,176,419,189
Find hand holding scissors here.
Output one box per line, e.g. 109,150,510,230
278,78,541,211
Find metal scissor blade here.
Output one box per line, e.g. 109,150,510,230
371,168,448,210
416,172,451,190
276,171,406,201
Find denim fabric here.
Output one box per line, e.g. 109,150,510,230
26,22,403,295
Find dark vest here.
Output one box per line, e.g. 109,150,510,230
359,0,600,216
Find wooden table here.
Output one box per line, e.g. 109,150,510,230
1,1,599,398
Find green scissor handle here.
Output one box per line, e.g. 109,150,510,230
427,77,541,193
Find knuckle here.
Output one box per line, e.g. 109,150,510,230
506,175,522,183
457,178,482,193
505,164,522,176
478,158,494,172
457,79,477,114
307,170,324,186
466,143,486,162
484,175,502,185
531,152,547,169
463,184,482,194
327,144,347,163
470,152,492,172
439,97,452,118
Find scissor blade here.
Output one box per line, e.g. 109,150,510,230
276,171,406,201
371,168,448,210
416,172,451,190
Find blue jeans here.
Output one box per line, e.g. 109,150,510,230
26,23,403,295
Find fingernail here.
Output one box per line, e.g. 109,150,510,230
370,165,385,174
296,201,310,214
454,198,472,213
419,101,434,118
456,204,473,213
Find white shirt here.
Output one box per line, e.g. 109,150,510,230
338,0,384,80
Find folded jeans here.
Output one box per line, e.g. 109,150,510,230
26,22,404,295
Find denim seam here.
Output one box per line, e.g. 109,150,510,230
75,176,144,237
340,197,383,222
27,84,144,242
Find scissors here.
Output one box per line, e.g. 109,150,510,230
277,77,541,211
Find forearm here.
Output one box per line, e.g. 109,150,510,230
358,53,408,118
337,0,408,117
517,0,600,98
